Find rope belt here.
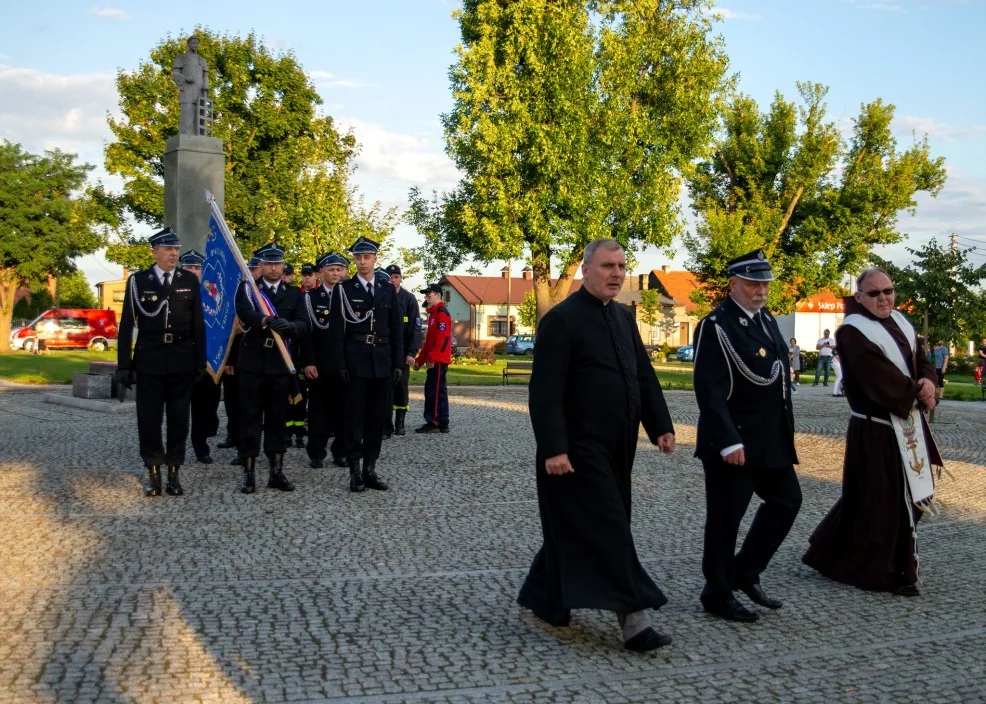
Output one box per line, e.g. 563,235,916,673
850,410,893,427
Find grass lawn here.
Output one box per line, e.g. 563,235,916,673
0,350,117,384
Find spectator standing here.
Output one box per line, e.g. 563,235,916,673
831,350,844,396
930,341,949,422
814,329,836,386
788,338,801,386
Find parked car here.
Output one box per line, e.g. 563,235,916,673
676,344,695,362
11,308,118,352
505,334,535,355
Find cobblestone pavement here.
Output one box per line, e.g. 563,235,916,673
1,382,984,703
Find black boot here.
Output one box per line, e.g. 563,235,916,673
145,465,162,497
394,410,406,436
165,465,184,496
349,459,365,493
267,453,294,491
362,459,389,491
241,457,256,494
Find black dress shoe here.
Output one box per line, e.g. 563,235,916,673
439,424,450,434
415,423,439,434
310,458,324,468
738,582,782,609
893,584,920,597
624,627,673,652
165,466,184,496
196,454,214,465
333,455,348,468
701,595,759,622
145,465,163,497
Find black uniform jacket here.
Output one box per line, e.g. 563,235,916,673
234,277,309,375
299,284,343,372
692,295,797,468
395,287,422,361
118,267,205,375
332,276,403,378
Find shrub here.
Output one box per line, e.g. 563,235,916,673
491,340,506,355
801,350,819,370
452,346,497,366
947,354,980,377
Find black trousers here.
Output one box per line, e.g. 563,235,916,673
221,371,241,447
700,459,802,601
423,363,450,426
344,375,389,461
190,374,222,457
384,365,411,434
286,373,308,437
307,373,346,462
135,371,196,467
238,370,291,458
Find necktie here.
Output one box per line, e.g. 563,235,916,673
754,310,768,335
162,271,170,288
366,283,373,298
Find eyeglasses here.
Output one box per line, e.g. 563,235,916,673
863,287,895,298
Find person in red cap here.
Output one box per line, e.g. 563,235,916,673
413,284,452,433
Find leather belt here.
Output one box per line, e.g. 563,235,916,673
263,338,275,348
161,331,191,343
348,334,389,345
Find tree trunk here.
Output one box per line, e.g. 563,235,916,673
531,246,581,324
0,269,24,354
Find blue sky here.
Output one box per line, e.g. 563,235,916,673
1,0,984,288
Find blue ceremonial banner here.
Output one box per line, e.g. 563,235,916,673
201,209,243,382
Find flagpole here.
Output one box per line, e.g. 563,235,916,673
205,192,296,374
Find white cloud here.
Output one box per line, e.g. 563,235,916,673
0,64,118,157
87,6,131,20
710,7,761,20
308,70,378,89
892,115,986,141
338,117,459,191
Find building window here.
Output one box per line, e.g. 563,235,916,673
489,316,509,338
443,289,451,303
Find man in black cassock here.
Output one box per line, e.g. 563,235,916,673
803,268,943,596
517,238,676,653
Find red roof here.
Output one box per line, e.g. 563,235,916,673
443,275,583,305
651,270,701,313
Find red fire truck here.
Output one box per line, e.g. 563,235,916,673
11,309,118,352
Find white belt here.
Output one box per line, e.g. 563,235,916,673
850,410,892,427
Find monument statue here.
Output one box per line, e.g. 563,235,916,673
172,36,212,136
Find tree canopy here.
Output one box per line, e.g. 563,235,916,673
874,240,986,346
684,83,948,313
104,28,397,269
409,0,729,320
0,141,115,351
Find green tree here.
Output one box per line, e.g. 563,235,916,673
873,240,986,346
57,270,99,309
639,289,660,328
685,84,947,312
12,286,54,321
104,28,395,268
408,0,729,321
518,289,538,330
0,141,116,352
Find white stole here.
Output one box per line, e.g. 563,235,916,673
841,310,938,510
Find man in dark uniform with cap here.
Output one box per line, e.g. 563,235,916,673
115,229,206,497
301,252,350,468
219,256,259,463
281,262,296,286
234,243,309,494
179,249,223,464
692,249,802,623
284,262,319,448
331,237,403,492
383,264,422,436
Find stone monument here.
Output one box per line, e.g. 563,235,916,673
163,35,224,254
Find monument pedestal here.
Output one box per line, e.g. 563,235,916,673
164,134,225,254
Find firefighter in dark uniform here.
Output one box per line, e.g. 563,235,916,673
115,228,206,497
283,261,310,448
220,256,258,465
331,237,403,492
692,249,802,623
414,284,453,433
179,249,223,463
383,264,422,436
301,253,349,468
234,243,310,494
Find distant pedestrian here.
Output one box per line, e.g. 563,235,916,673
788,338,801,385
831,349,844,396
814,329,835,386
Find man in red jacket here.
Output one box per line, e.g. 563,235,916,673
414,284,452,433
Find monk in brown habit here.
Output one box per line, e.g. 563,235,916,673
803,268,943,596
518,238,676,652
